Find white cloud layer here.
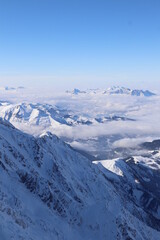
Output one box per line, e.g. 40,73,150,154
0,86,160,151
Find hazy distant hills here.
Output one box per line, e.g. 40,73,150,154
0,86,25,91
0,85,156,97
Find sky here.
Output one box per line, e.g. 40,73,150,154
0,0,160,90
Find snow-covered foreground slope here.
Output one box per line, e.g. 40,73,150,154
94,147,160,233
0,119,160,239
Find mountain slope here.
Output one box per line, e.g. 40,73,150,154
0,119,160,239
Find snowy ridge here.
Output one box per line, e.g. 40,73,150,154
0,119,159,239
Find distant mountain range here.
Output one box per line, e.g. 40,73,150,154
66,86,156,97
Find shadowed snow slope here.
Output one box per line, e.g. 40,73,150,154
0,119,160,239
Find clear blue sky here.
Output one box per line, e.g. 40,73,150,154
0,0,160,90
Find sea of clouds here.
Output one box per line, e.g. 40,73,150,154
0,86,160,155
